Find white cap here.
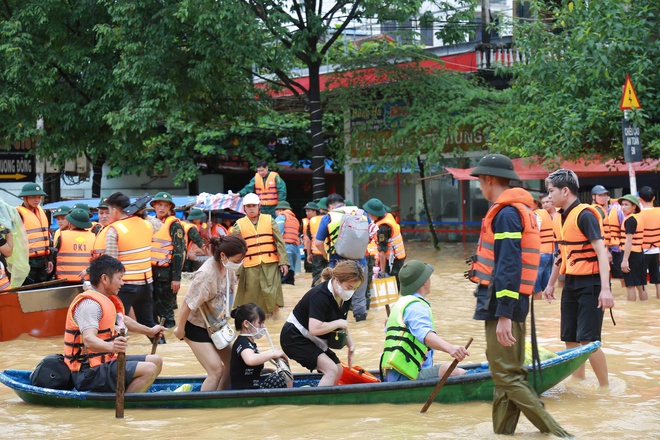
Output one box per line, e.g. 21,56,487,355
243,193,260,206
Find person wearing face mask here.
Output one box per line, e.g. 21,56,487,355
280,260,365,387
173,235,247,391
230,302,292,390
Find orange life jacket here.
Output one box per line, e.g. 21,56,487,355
91,226,109,260
375,213,406,261
64,290,123,372
281,210,300,246
620,213,644,253
309,215,323,256
235,215,279,267
254,172,279,206
557,204,603,276
183,221,204,256
151,216,179,267
16,205,50,257
210,223,228,238
468,188,540,296
112,216,153,282
605,204,622,247
640,207,660,250
535,208,554,254
56,229,96,282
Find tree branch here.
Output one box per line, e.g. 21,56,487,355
320,1,362,55
51,63,93,104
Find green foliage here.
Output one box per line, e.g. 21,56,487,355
327,44,500,182
491,0,660,161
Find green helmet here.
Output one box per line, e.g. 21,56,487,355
18,182,47,197
187,208,206,221
97,198,109,209
53,205,71,218
66,208,93,229
470,154,520,181
71,203,91,215
150,191,175,207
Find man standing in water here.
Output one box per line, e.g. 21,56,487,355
468,154,570,437
544,169,613,388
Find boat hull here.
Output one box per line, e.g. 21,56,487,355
0,285,82,341
0,342,600,409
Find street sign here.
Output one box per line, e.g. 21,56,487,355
0,153,36,182
622,119,642,163
619,74,642,111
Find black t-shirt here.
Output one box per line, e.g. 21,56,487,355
561,200,604,289
230,335,263,390
291,280,351,341
623,216,638,235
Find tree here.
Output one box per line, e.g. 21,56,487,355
490,0,660,162
0,0,122,197
328,40,500,248
241,0,477,200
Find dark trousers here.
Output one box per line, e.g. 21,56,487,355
118,282,156,328
152,266,177,326
311,254,328,287
25,256,49,286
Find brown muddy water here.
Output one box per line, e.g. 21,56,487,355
0,243,658,439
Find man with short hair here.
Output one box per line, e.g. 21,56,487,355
381,260,468,382
231,160,287,216
93,198,110,234
102,192,157,330
149,192,185,328
637,186,659,299
15,182,53,285
63,255,164,392
544,168,613,388
469,154,570,437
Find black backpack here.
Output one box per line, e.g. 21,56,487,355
30,354,74,390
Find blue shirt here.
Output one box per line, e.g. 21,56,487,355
275,214,286,234
386,293,436,382
315,205,368,265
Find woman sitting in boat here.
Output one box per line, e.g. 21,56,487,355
230,302,292,389
280,260,365,386
380,260,469,382
173,235,247,391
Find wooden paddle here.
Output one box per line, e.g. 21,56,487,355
420,337,473,413
150,317,167,355
115,328,126,418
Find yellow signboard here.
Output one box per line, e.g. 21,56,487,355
370,276,399,309
619,74,642,110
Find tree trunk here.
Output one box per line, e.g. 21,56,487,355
308,62,326,200
417,156,440,250
43,173,61,203
91,159,104,198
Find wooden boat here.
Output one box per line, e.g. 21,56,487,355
0,283,82,341
0,342,599,409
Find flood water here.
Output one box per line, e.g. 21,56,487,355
1,242,658,439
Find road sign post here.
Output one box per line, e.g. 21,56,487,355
620,74,642,195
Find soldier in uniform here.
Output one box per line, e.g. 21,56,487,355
16,182,53,285
150,192,185,328
182,208,208,272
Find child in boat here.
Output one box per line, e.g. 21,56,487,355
230,303,293,389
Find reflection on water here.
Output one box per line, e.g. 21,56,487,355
0,243,658,439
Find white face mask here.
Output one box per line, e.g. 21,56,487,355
246,321,266,340
334,280,356,301
222,257,243,272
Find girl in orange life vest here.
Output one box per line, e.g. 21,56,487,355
173,235,248,391
618,195,647,301
544,169,613,388
64,255,164,393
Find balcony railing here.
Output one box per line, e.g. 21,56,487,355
475,43,524,70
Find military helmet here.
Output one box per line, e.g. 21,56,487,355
150,191,175,207
66,208,93,229
591,185,608,195
53,205,71,218
470,154,520,181
18,182,47,197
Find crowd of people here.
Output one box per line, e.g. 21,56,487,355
2,153,659,438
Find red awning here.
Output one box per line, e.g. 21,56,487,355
445,157,660,181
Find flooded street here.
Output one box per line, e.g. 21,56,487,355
0,242,658,439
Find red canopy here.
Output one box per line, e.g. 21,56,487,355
445,157,660,181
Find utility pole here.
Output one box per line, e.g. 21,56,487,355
482,0,490,68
